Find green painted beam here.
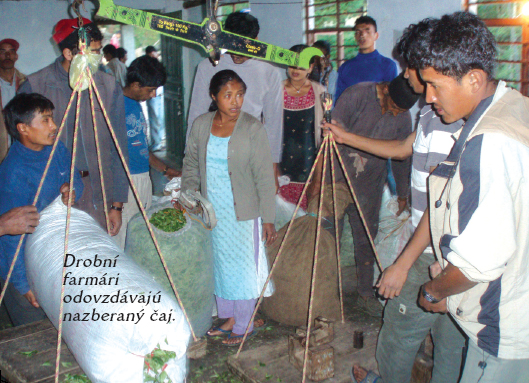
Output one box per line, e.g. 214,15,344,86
96,0,322,69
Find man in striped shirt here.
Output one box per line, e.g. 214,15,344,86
325,19,465,383
412,12,529,383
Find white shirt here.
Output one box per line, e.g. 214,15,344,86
0,72,16,108
187,55,284,162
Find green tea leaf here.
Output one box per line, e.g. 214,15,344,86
150,208,187,232
62,373,91,383
18,350,38,357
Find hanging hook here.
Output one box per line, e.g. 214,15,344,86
72,0,87,29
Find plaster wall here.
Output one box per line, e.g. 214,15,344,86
368,0,463,64
0,0,97,75
252,0,304,51
368,0,464,123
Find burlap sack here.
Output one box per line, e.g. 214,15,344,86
262,183,352,326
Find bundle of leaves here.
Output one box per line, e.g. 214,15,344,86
62,374,91,383
126,203,215,337
149,208,186,232
144,345,177,383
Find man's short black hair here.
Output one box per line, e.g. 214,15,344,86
116,47,127,60
103,44,117,58
224,12,259,39
4,93,55,141
396,18,438,69
126,55,167,87
354,16,377,32
313,40,331,56
408,12,497,81
58,23,103,53
145,45,157,55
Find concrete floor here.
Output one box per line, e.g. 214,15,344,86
187,266,382,383
0,160,383,383
0,266,379,383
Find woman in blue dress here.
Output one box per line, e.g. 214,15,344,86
181,70,277,346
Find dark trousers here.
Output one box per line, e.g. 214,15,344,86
1,279,46,327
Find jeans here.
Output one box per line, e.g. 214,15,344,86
376,252,466,383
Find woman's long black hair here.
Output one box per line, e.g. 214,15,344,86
208,69,247,112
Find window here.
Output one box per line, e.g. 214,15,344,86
305,0,367,68
465,0,529,95
217,1,251,24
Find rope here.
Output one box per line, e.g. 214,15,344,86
236,133,384,363
330,139,383,272
301,135,329,383
88,75,198,341
88,75,111,233
0,73,84,308
55,76,83,383
187,213,213,231
330,142,345,323
235,134,329,357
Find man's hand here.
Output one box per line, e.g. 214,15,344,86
108,208,122,236
429,261,442,279
418,284,448,313
173,201,185,211
376,262,409,299
396,197,408,216
262,223,277,247
165,168,182,179
322,120,347,144
60,183,76,206
0,206,40,236
24,290,40,308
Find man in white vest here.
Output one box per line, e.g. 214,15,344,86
408,12,529,383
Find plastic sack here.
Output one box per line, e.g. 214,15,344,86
373,187,414,282
164,177,182,200
25,197,190,383
275,194,306,230
126,202,214,337
69,50,102,91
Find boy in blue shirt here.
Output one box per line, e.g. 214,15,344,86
0,93,83,326
114,55,179,249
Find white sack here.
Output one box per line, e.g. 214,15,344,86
25,197,190,383
374,187,414,283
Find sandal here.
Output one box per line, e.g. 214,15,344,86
221,331,255,347
206,326,232,337
350,366,381,383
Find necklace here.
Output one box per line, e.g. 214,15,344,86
289,78,308,94
214,112,238,126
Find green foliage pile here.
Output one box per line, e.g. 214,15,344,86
149,208,186,232
144,345,176,383
126,203,215,337
62,374,91,383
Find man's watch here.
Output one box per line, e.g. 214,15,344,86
421,285,441,304
110,205,123,212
